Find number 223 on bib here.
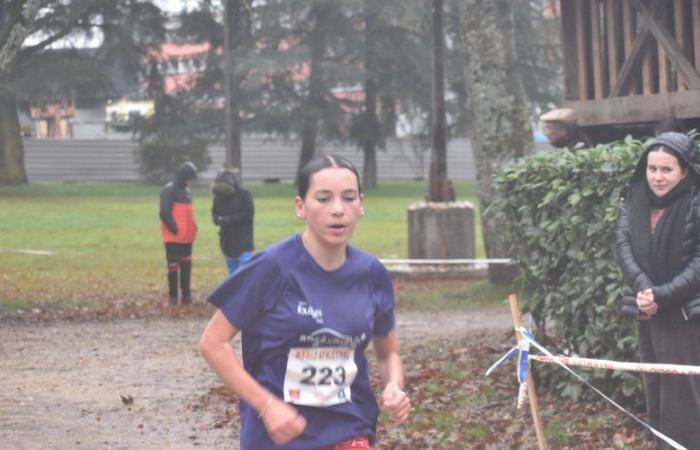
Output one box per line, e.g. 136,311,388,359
284,347,358,407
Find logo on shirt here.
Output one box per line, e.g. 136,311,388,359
297,301,324,324
298,327,366,348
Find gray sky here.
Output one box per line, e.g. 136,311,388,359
152,0,201,13
27,0,203,48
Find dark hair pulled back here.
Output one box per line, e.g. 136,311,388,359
296,154,362,199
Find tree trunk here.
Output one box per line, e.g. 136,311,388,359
298,115,319,177
296,3,327,178
362,6,379,189
223,0,250,171
380,92,396,138
362,137,377,189
428,0,453,202
462,0,533,284
0,0,38,185
0,89,28,184
446,0,471,136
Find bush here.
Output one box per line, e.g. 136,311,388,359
493,137,649,405
133,95,211,184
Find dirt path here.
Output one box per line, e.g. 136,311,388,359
0,308,511,449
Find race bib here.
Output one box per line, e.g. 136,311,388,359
283,347,357,407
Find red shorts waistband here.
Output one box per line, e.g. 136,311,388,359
323,436,370,450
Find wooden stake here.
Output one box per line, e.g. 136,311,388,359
509,294,548,450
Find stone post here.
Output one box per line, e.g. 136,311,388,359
407,201,475,259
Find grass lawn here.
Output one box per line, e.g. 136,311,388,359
0,180,488,312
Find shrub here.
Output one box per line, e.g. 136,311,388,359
492,137,649,405
133,95,211,184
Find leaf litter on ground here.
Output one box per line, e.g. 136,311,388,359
191,330,655,449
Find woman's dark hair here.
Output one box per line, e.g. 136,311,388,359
648,145,689,171
296,154,362,199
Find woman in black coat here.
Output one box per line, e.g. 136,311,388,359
616,132,700,449
211,169,255,275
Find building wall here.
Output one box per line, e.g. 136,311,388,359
71,106,123,140
22,136,551,183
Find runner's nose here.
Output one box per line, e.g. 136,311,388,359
330,198,344,216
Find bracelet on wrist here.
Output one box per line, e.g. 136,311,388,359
258,397,273,419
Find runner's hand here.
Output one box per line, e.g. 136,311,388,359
381,381,410,423
261,397,307,445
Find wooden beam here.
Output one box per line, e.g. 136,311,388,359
606,0,619,88
565,90,700,126
621,0,639,94
674,0,687,91
631,0,700,90
591,0,605,98
642,35,653,94
610,1,664,97
622,1,634,54
575,0,588,100
561,0,580,100
658,9,668,93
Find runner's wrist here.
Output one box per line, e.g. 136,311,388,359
258,396,273,418
384,379,403,390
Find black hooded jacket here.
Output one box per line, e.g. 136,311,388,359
616,132,700,321
211,170,254,257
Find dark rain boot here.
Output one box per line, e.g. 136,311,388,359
180,257,192,304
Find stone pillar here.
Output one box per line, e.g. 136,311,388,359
407,201,475,259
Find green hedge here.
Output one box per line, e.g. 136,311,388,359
493,137,649,404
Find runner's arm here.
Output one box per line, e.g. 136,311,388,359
373,330,410,423
199,310,306,444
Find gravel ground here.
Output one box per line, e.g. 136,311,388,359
0,308,511,450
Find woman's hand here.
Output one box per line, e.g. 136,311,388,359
260,397,307,445
637,288,658,317
381,381,411,423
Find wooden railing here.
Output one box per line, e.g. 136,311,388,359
561,0,700,101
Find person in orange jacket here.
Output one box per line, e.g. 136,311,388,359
160,161,198,305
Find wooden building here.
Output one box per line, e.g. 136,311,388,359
560,0,700,140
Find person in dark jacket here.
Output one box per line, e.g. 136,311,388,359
211,168,254,275
160,161,198,305
616,132,700,449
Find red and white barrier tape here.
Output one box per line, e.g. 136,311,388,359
529,354,700,376
517,327,686,450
